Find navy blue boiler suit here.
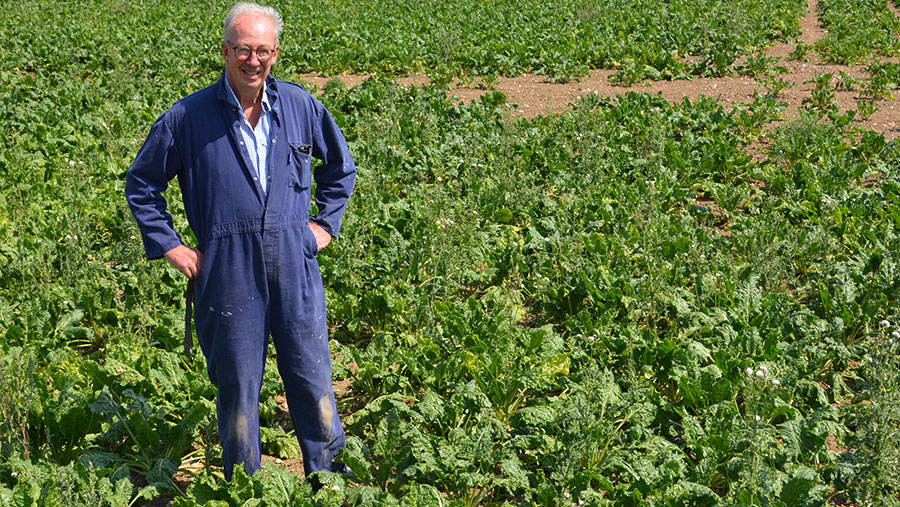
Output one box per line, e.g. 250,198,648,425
125,74,355,479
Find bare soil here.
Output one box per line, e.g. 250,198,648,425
298,0,900,140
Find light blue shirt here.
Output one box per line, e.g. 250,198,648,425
223,74,272,194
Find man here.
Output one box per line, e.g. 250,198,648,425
125,2,355,480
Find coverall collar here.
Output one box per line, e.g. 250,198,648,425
215,70,281,125
223,72,272,114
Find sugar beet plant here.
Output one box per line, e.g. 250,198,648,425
2,0,900,505
815,0,900,63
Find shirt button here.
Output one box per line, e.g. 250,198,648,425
272,139,276,143
253,177,258,181
239,141,244,145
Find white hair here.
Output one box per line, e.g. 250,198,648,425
223,2,284,45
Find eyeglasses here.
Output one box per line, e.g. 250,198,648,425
229,43,275,62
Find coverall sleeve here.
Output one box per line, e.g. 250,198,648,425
310,101,356,238
125,112,185,260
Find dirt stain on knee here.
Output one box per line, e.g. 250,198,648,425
230,413,249,444
319,394,335,439
223,412,261,475
229,413,258,460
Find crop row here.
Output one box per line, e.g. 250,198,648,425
816,0,900,63
815,0,900,63
8,0,900,86
2,0,805,84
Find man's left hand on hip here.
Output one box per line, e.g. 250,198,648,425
308,221,332,252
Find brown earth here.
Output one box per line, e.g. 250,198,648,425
297,0,900,141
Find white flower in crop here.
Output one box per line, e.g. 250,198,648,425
330,485,340,491
754,414,761,421
879,320,891,329
575,334,583,339
588,335,596,342
756,370,764,378
564,492,571,498
10,472,16,477
759,365,768,374
866,356,874,363
745,367,754,376
772,379,781,386
69,160,75,167
892,330,900,339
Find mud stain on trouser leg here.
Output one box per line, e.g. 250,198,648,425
319,394,335,440
225,412,259,477
229,413,250,446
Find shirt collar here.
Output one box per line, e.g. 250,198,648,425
222,72,272,113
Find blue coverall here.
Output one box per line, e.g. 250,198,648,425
125,72,355,479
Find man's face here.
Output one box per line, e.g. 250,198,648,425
222,13,279,101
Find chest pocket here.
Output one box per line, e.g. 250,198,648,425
289,142,312,191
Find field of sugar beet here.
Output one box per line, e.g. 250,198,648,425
2,0,900,505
